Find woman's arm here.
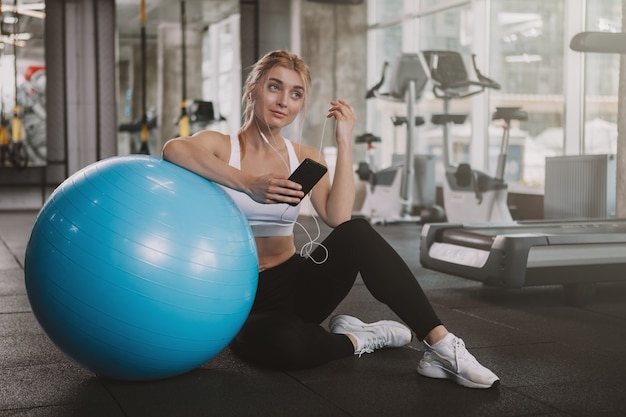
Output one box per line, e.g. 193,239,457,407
309,100,357,227
162,131,251,192
162,132,305,205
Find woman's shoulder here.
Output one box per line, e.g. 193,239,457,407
191,129,231,142
169,129,232,160
185,130,232,151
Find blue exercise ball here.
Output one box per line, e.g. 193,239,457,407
24,155,258,381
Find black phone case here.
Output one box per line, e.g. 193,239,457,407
287,158,328,205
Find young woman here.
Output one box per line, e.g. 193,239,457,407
162,50,499,389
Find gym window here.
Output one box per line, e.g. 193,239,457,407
366,0,621,191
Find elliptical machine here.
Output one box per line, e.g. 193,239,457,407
353,53,443,224
423,50,527,223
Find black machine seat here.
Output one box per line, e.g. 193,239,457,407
431,114,467,125
454,163,474,187
392,116,425,127
492,107,528,122
355,133,381,145
450,163,506,204
189,100,215,122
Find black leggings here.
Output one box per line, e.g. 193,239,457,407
229,218,443,370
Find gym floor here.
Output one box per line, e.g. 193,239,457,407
2,211,626,417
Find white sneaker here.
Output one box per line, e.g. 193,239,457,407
329,315,412,356
417,333,499,389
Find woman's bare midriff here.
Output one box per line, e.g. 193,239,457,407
255,235,297,272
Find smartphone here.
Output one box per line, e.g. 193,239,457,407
287,158,328,205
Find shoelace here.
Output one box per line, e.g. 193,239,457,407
355,336,387,357
452,337,479,370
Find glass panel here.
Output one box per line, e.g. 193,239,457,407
366,22,402,143
372,0,404,23
212,16,239,134
201,30,213,100
489,0,565,186
0,5,46,168
583,0,621,155
365,0,403,161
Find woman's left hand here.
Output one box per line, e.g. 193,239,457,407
327,99,356,148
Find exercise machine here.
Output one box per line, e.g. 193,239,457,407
420,219,626,304
570,31,626,54
419,35,626,305
353,53,443,224
423,50,523,223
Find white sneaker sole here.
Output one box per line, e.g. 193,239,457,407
417,360,499,389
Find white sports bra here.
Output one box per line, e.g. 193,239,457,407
216,134,301,237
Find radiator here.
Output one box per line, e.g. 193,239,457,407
544,154,616,219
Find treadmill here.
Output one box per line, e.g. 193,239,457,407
420,220,626,301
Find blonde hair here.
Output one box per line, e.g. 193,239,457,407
239,50,312,136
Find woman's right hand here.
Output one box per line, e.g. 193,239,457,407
247,175,305,205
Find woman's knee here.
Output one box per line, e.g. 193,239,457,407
332,218,378,245
337,217,371,233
